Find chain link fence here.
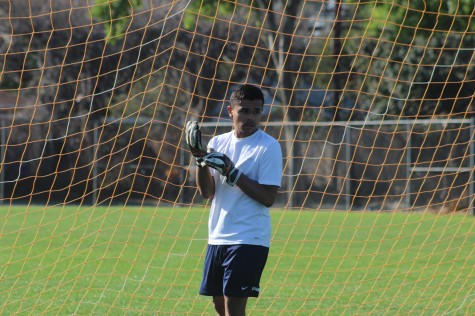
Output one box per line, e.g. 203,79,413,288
1,118,474,212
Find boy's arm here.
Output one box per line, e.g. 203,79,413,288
196,164,215,199
235,175,279,207
201,151,280,207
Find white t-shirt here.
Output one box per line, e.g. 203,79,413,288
207,129,283,248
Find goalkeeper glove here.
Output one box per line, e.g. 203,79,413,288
202,152,242,186
185,121,207,165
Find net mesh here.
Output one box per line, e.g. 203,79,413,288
0,0,474,314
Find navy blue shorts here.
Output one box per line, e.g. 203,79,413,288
199,244,269,298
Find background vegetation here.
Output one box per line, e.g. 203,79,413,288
0,0,473,205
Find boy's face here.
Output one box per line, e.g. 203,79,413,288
227,98,263,138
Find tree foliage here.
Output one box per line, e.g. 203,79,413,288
353,0,475,43
345,0,475,117
183,0,237,30
92,0,142,41
183,0,307,121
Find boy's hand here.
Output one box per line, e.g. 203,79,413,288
202,152,241,186
185,121,207,158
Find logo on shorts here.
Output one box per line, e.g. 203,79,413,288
241,286,260,292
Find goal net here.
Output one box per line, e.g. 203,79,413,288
1,0,474,314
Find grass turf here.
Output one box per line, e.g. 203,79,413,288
0,205,474,315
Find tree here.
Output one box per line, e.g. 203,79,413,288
345,0,475,117
183,0,308,120
91,0,142,41
0,0,181,203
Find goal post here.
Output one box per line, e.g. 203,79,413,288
1,0,475,314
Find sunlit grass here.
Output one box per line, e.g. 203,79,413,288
0,205,474,315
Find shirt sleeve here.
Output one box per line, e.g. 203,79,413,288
258,140,283,187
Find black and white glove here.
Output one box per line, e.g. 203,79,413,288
202,152,242,186
185,121,207,165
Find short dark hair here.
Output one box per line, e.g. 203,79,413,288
230,84,265,106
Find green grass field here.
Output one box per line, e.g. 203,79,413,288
0,205,474,315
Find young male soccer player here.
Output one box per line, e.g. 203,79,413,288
185,84,283,316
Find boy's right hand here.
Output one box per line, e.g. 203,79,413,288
185,121,207,158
